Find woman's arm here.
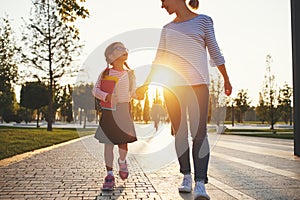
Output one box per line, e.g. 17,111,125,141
136,29,167,99
205,16,232,96
205,16,225,67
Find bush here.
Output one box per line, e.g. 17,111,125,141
3,113,22,123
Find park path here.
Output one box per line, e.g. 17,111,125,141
0,123,300,199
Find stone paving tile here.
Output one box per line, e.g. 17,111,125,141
144,161,235,200
1,133,300,200
0,136,162,200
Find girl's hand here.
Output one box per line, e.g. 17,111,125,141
105,94,112,102
105,93,118,102
135,85,148,100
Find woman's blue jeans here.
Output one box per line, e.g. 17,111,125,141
164,84,210,183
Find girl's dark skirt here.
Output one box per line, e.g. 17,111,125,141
95,102,137,144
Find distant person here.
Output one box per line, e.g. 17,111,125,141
136,0,232,199
150,102,164,131
92,42,138,191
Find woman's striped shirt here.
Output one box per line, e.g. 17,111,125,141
152,14,225,86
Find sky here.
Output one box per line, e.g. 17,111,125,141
0,0,293,106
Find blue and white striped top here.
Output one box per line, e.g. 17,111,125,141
152,14,225,86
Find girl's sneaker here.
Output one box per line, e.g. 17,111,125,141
118,159,129,180
102,174,115,191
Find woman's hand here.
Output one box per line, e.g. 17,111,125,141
217,64,232,96
224,79,232,96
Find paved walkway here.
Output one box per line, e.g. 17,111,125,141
1,124,300,199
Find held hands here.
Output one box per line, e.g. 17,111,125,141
135,85,148,100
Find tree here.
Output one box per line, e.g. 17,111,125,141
0,16,20,121
259,55,280,129
277,83,293,125
21,0,83,131
20,82,49,128
133,100,143,121
57,84,73,122
224,97,235,126
130,98,136,120
72,84,94,128
143,93,150,123
256,92,268,124
234,89,251,123
17,106,33,124
209,73,226,127
150,88,164,130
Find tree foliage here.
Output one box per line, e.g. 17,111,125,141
73,84,94,110
20,82,49,110
72,84,94,127
21,0,83,130
277,83,293,124
0,16,20,119
131,99,142,121
143,93,150,123
54,0,89,22
257,55,280,129
58,84,73,122
20,82,49,127
234,89,251,123
256,92,268,124
209,73,226,126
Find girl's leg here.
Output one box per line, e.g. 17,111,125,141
118,143,129,180
103,144,115,191
118,143,128,161
104,144,114,171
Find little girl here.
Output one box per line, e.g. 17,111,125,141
92,42,137,191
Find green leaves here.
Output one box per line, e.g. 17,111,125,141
55,0,89,22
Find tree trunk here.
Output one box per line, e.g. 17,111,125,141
83,110,87,129
36,108,40,128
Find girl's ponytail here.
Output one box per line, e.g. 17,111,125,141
188,0,199,9
124,62,131,70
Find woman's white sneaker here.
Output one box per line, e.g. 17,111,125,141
194,181,210,200
178,174,192,193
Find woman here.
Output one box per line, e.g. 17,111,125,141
136,0,232,199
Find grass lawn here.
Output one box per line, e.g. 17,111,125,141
224,128,294,139
0,126,94,160
0,125,294,160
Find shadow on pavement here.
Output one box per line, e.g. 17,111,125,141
94,185,124,200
